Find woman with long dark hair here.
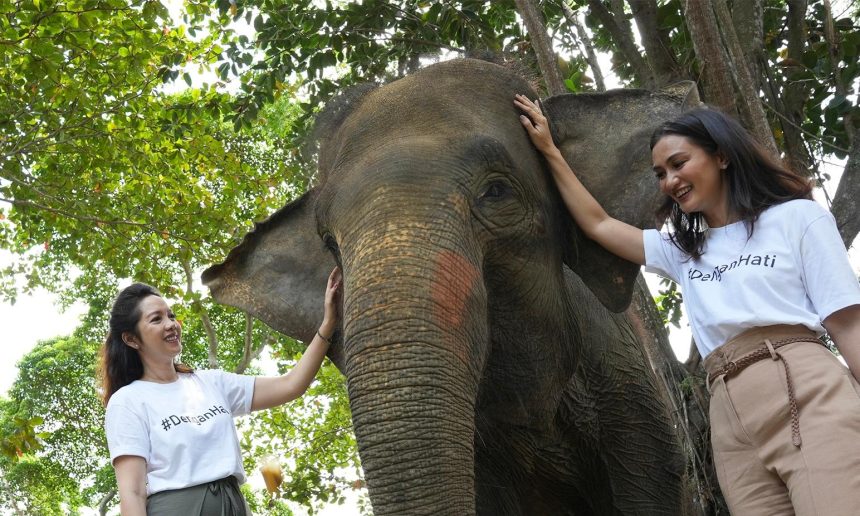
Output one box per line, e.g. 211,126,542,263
516,96,860,514
101,267,342,515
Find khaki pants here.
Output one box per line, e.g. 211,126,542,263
704,325,860,516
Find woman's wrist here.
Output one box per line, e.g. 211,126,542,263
317,329,332,345
545,150,577,177
543,146,566,164
318,322,335,343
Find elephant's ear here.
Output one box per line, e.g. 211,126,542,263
201,190,335,348
543,81,699,312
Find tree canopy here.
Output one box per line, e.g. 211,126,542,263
0,336,108,514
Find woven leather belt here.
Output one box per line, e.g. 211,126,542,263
708,336,825,447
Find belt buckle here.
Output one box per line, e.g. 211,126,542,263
724,361,737,376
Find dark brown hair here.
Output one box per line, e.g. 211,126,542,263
100,283,192,404
650,107,812,259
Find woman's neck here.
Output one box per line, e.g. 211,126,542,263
703,201,739,228
141,361,180,383
703,182,738,228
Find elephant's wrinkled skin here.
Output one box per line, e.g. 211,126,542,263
203,59,699,515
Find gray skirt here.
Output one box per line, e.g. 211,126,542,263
146,476,249,516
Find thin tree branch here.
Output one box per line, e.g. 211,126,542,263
515,0,567,95
761,101,849,155
627,0,685,85
0,198,148,227
0,197,201,246
97,488,116,516
561,1,606,91
586,0,654,87
235,312,256,374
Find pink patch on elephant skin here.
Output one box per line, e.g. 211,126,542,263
431,250,479,331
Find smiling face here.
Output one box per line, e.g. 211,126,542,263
652,134,731,227
124,295,182,363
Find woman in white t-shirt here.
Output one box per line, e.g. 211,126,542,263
101,267,342,515
515,96,860,515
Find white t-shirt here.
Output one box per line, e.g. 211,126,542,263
105,369,255,496
644,199,860,358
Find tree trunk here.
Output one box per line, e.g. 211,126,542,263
514,0,567,95
780,0,814,175
586,0,655,88
682,0,738,117
831,134,860,248
823,0,855,146
730,0,764,84
712,0,779,157
561,1,606,91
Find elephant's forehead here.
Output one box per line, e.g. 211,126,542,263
340,68,526,141
338,135,461,169
326,131,537,199
343,96,517,142
329,101,533,181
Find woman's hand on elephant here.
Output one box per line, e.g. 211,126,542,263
514,94,556,155
320,266,342,339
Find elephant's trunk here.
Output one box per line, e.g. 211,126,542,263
341,224,486,515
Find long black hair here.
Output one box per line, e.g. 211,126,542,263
651,107,812,259
100,283,192,404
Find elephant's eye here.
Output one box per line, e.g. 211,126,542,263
322,233,341,260
479,180,512,200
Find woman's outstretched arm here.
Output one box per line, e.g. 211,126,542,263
515,94,646,265
251,266,342,411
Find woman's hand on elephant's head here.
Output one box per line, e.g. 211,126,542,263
514,94,556,155
321,266,343,336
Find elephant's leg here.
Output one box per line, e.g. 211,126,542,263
474,414,615,516
554,374,624,516
577,328,686,512
563,271,686,514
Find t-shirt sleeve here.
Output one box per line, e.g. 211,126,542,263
643,229,681,283
105,400,150,465
798,210,860,320
205,370,255,416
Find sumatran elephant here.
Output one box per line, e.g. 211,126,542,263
203,58,700,515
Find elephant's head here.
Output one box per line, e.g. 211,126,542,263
203,59,697,514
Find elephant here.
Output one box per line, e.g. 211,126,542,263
203,58,700,515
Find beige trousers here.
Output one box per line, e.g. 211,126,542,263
704,324,860,515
